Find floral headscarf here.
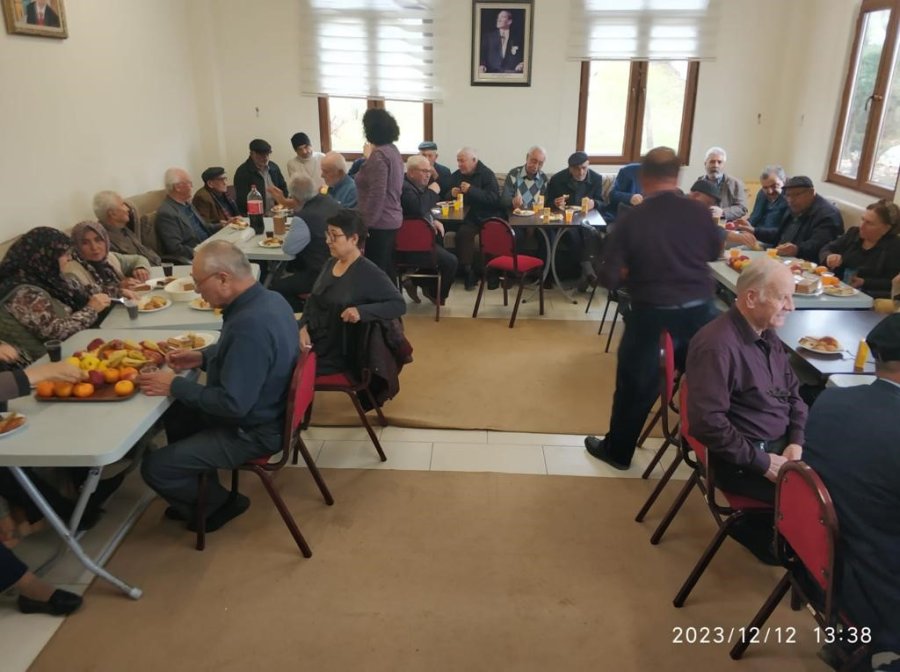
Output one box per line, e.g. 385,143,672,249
70,221,122,290
0,227,91,310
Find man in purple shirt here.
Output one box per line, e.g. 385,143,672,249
685,258,807,503
584,147,721,470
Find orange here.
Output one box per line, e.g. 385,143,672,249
36,380,55,398
814,266,828,275
103,368,121,384
120,367,139,382
822,276,840,287
114,380,135,397
53,381,73,398
73,383,94,398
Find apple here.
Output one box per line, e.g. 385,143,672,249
725,222,735,230
86,338,105,351
142,350,164,365
87,370,106,387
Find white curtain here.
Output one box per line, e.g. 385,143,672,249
566,0,721,61
300,0,441,102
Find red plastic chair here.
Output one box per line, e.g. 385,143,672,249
195,351,334,554
635,331,684,524
395,218,442,322
729,462,870,668
672,377,775,607
472,218,544,328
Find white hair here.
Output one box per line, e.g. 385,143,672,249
527,145,546,158
736,257,789,297
289,174,318,202
195,241,252,279
92,190,123,222
406,154,431,172
705,146,727,162
164,167,190,193
322,151,348,175
457,146,478,160
760,165,786,182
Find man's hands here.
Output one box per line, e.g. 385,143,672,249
629,194,644,206
341,307,361,323
825,253,842,269
427,182,440,194
132,268,151,282
710,206,724,219
764,444,803,482
511,194,524,210
88,293,111,312
553,195,567,209
166,349,203,372
138,369,176,397
432,220,445,237
299,326,313,351
776,242,799,257
0,343,18,363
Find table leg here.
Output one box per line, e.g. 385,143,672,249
10,466,143,600
550,227,579,304
263,261,286,288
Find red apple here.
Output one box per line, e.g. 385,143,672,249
87,370,106,387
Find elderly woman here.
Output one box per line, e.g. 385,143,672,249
355,108,404,279
0,227,111,361
64,221,151,297
298,209,405,374
820,200,900,298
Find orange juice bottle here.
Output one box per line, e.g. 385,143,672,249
854,340,869,370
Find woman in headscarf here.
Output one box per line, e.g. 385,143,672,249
0,227,111,361
64,220,151,296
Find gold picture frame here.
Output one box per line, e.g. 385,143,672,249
2,0,67,39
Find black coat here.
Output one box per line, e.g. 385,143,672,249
233,157,289,215
819,229,900,298
449,161,502,225
757,194,843,261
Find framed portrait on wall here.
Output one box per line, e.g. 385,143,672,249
2,0,68,39
471,0,533,87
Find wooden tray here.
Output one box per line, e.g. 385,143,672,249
35,385,138,402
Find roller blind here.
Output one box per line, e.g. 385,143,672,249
300,0,440,102
567,0,720,61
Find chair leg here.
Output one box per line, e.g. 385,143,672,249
472,273,486,318
673,513,742,607
362,387,388,427
252,468,312,558
538,270,544,316
635,450,682,523
729,572,792,660
435,275,441,322
598,295,613,334
637,405,663,460
295,436,334,505
604,305,621,352
789,585,803,611
650,470,698,545
195,473,207,551
346,391,387,462
509,277,526,328
585,283,598,313
502,274,509,306
640,436,674,481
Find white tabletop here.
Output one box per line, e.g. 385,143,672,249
202,218,296,262
709,250,874,310
826,373,877,388
0,330,198,467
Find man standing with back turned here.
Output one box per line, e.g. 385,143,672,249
584,147,721,470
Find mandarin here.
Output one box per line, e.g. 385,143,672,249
73,383,94,398
36,380,55,398
103,368,121,384
53,381,73,398
114,380,135,397
120,367,139,382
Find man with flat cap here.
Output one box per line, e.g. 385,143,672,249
805,314,900,664
418,141,452,198
192,167,242,226
755,176,843,261
233,138,289,215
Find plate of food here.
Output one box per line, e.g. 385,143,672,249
229,218,249,229
258,236,284,248
512,208,535,216
0,412,27,438
547,213,563,222
188,297,214,311
138,295,172,312
823,285,859,297
798,335,842,355
165,332,219,350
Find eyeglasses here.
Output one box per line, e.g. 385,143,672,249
191,271,222,288
325,230,347,242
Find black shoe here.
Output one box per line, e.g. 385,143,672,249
584,436,630,470
464,269,476,291
18,589,83,616
487,275,500,290
728,516,781,566
164,506,186,521
401,279,421,304
187,493,250,533
817,641,872,672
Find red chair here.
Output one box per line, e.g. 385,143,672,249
672,377,775,607
195,351,334,554
472,218,544,328
395,218,442,322
635,331,683,524
729,462,870,668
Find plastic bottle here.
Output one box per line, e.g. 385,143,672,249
854,340,869,370
247,185,264,234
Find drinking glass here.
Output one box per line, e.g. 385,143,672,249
44,340,61,362
124,299,139,320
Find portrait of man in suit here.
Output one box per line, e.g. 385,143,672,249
24,0,60,27
471,1,532,86
479,9,524,73
3,0,67,38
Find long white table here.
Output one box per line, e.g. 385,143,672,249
0,329,199,598
201,218,295,262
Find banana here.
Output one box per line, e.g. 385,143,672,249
127,349,145,359
121,356,148,368
141,340,162,353
123,339,142,350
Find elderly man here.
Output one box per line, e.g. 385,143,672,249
233,138,289,215
25,0,60,26
418,141,452,198
286,131,325,190
501,146,548,212
601,162,642,223
755,176,843,261
399,155,458,305
686,258,806,503
584,147,720,471
479,9,524,73
321,151,357,208
805,314,900,662
156,168,217,261
735,165,788,236
449,147,502,290
92,190,161,265
698,146,747,221
139,241,299,532
192,167,241,226
271,175,340,312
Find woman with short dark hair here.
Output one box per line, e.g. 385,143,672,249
354,109,404,280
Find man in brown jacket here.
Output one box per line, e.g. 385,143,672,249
192,167,241,226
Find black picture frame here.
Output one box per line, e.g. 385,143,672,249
471,1,533,87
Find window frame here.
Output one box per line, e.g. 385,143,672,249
575,60,700,166
317,96,434,160
827,0,900,199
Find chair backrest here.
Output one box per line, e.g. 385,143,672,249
288,350,317,436
775,462,840,620
396,218,436,254
678,378,707,467
480,218,516,261
139,211,162,254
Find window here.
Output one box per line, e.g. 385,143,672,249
318,97,433,157
576,60,699,164
829,0,900,197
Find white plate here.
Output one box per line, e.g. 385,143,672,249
0,412,27,439
229,219,249,230
167,331,219,350
824,285,859,297
512,209,535,216
188,297,215,312
798,337,842,356
258,238,284,248
138,295,172,312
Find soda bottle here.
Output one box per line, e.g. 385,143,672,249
247,185,264,234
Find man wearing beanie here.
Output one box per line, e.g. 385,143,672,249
805,313,900,667
287,131,325,190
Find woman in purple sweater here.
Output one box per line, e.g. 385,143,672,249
355,109,404,280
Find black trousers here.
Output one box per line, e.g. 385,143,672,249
270,268,318,313
0,544,27,592
396,246,458,300
365,228,398,282
604,301,717,466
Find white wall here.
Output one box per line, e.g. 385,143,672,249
0,0,206,242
